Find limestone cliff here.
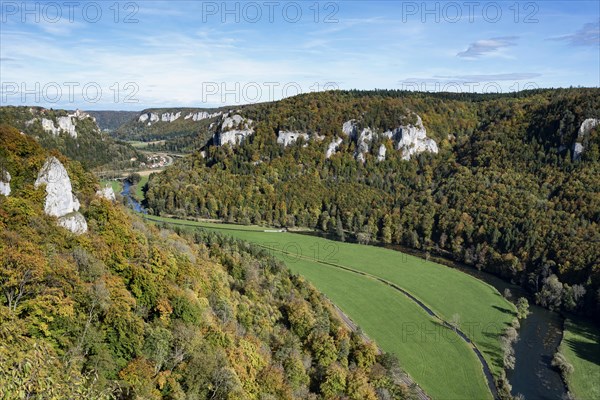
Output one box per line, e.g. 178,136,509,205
214,114,254,146
0,169,10,196
340,114,438,162
277,131,310,147
34,157,88,234
573,118,599,160
30,109,93,138
96,186,117,202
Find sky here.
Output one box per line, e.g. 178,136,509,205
0,0,599,110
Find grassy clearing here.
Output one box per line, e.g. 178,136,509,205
134,175,149,201
100,180,123,194
126,140,165,148
559,318,600,399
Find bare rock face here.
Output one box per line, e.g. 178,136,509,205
34,110,91,138
277,131,310,147
356,128,374,162
184,111,222,121
326,137,343,159
214,115,254,146
58,213,88,235
139,112,160,125
394,116,438,160
339,114,438,162
573,118,599,160
96,186,116,202
161,112,181,122
377,144,387,162
342,120,359,139
0,169,10,196
35,157,87,234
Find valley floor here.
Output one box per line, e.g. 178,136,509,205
142,215,525,399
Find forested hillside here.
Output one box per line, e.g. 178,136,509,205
145,88,600,320
87,111,139,131
0,124,408,399
0,106,145,170
114,108,229,153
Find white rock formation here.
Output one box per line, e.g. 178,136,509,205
338,114,437,161
377,144,387,162
394,116,438,160
326,137,343,159
33,110,91,138
573,118,600,160
56,116,78,137
0,170,10,196
215,115,254,146
221,114,245,130
58,213,88,234
96,186,116,201
277,131,310,147
161,112,181,122
342,120,358,139
41,118,60,135
356,128,374,162
184,111,222,121
39,116,77,138
35,157,87,234
139,112,160,124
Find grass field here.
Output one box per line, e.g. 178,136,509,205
559,318,600,399
126,140,166,148
285,257,491,399
143,216,524,399
100,180,123,194
135,175,149,201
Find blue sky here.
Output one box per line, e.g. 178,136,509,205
1,0,598,110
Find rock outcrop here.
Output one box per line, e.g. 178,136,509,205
214,115,254,146
184,111,222,121
96,186,116,202
139,110,222,125
339,114,438,162
377,144,387,162
35,157,87,234
161,112,181,122
31,110,91,138
573,118,599,160
394,116,438,160
0,169,10,196
277,131,310,147
139,112,160,125
326,137,343,159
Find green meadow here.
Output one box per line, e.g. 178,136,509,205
143,216,525,399
559,318,600,399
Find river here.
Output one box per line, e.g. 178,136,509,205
120,179,147,213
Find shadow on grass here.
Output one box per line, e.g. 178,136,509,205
565,322,600,366
492,305,517,317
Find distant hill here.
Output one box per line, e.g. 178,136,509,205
146,88,600,320
0,106,145,169
86,110,139,131
114,107,233,153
